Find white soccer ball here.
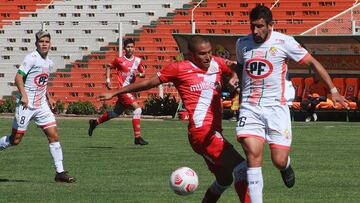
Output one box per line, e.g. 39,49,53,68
169,167,199,195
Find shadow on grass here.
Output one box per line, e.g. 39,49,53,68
0,178,30,183
81,146,114,149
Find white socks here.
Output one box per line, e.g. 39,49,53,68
49,142,64,173
247,167,263,203
0,135,11,150
285,156,291,169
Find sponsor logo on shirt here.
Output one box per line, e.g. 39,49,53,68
275,38,285,44
245,58,273,79
190,81,218,92
269,47,278,57
34,73,49,87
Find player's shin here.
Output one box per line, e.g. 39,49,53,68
97,111,119,124
49,142,64,173
247,167,263,203
233,161,250,203
202,181,229,203
132,108,142,138
0,135,12,150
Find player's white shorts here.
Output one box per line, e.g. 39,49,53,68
12,103,56,134
236,103,292,149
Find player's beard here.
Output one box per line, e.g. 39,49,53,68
253,32,268,44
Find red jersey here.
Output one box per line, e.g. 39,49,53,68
110,55,144,88
157,56,233,132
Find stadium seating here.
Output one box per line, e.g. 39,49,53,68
344,78,359,109
290,77,304,109
0,0,189,102
1,0,359,111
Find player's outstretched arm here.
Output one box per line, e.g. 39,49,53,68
97,75,162,101
302,55,349,108
105,64,112,90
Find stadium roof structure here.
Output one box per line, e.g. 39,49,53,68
173,34,360,59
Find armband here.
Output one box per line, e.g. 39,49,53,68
330,87,338,94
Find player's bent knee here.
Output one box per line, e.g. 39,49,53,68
133,108,142,119
272,158,288,169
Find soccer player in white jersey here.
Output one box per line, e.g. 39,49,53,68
235,5,348,203
0,31,75,183
97,36,250,203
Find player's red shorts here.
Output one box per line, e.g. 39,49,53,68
188,126,233,173
116,93,136,107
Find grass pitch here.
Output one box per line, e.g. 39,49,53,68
0,118,359,203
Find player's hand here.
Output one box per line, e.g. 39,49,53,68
20,95,29,109
48,97,56,109
331,92,349,109
224,59,237,68
105,81,112,90
97,93,114,101
138,73,145,78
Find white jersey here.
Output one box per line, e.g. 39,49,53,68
236,31,309,106
17,51,54,109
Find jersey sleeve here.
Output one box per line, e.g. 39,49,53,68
137,59,145,73
157,63,178,83
235,38,245,65
216,57,233,77
110,57,120,69
284,37,310,64
18,55,35,77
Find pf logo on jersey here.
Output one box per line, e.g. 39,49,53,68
34,73,48,87
245,58,273,79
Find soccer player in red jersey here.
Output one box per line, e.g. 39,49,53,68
97,36,250,203
88,38,148,145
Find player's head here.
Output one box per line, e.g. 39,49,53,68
250,5,273,44
123,38,135,57
188,35,212,69
35,30,51,56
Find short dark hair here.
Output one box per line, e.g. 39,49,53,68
123,38,135,47
250,5,273,24
188,35,210,52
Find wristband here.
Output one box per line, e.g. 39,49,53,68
330,87,338,94
106,78,110,83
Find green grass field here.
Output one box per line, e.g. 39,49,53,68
0,118,359,203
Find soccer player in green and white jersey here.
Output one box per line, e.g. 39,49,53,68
0,30,75,183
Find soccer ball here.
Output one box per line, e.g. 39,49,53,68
169,167,199,195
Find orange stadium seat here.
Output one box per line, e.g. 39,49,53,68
290,77,304,109
344,78,359,110
304,77,334,110
333,78,346,109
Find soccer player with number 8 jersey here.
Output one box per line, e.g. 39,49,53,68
0,31,75,183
